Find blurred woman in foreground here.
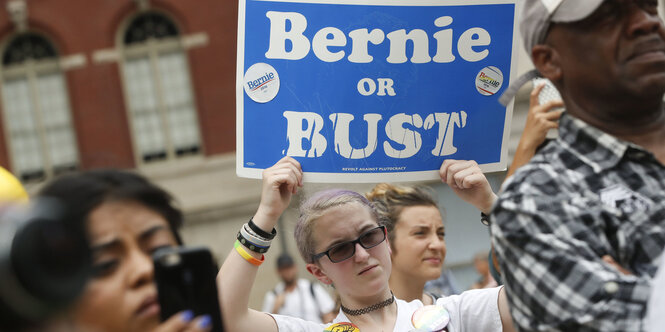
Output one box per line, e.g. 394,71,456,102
38,170,212,332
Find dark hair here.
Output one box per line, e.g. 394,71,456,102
276,253,295,269
37,169,184,244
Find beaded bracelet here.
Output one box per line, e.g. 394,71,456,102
242,224,273,247
480,212,490,226
234,240,264,266
237,231,270,254
248,218,277,240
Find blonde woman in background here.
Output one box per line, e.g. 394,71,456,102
366,183,446,305
366,160,514,332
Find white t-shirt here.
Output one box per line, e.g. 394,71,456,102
271,286,502,331
262,279,336,323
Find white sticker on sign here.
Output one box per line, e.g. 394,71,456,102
475,66,503,96
243,63,280,103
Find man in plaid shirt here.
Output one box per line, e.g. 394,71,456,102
494,0,665,331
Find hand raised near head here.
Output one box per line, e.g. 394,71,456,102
254,156,303,228
522,82,564,149
439,159,497,214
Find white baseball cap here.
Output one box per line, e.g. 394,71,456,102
499,0,605,106
521,0,605,54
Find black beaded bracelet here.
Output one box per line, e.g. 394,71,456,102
248,218,277,240
237,231,270,254
480,212,490,226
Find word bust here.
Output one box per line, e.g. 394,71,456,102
283,111,467,159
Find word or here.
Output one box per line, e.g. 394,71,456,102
357,78,396,96
265,12,491,64
283,111,467,159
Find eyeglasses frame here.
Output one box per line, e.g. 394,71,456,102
311,225,387,263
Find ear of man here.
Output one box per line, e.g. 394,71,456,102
532,44,563,83
307,263,333,285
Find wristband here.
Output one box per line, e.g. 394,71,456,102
234,240,265,266
237,231,270,254
242,224,273,246
248,218,277,240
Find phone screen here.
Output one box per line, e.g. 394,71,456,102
153,246,224,332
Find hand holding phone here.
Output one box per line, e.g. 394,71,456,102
530,78,564,140
532,78,562,107
153,246,224,332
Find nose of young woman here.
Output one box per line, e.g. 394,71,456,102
429,233,445,248
353,242,371,263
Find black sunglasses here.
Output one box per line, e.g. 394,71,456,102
311,225,387,263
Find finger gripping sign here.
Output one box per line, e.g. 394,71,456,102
237,0,518,182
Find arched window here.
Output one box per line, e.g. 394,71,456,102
120,12,201,163
0,33,79,181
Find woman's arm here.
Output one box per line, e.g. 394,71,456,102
217,157,303,332
497,286,516,332
439,159,497,214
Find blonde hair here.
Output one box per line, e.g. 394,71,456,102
294,189,380,263
365,183,439,247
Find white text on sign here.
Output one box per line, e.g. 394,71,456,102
357,78,396,96
265,12,491,63
283,111,467,159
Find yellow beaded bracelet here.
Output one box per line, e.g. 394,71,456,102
234,240,265,266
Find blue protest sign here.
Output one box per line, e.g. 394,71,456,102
237,0,518,182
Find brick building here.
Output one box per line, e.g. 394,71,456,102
0,0,238,179
0,0,277,306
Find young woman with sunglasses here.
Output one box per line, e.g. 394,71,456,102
218,157,503,331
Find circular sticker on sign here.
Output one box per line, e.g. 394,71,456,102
475,66,504,96
243,62,280,103
411,305,450,331
324,322,360,332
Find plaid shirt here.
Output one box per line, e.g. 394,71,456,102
491,113,665,332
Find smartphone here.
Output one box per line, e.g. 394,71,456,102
153,246,224,332
532,77,562,106
532,77,562,139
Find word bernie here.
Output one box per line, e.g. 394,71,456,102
265,12,491,63
283,111,467,159
247,72,275,91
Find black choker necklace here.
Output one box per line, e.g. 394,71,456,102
340,292,395,316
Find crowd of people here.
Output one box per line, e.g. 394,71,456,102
2,0,665,331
